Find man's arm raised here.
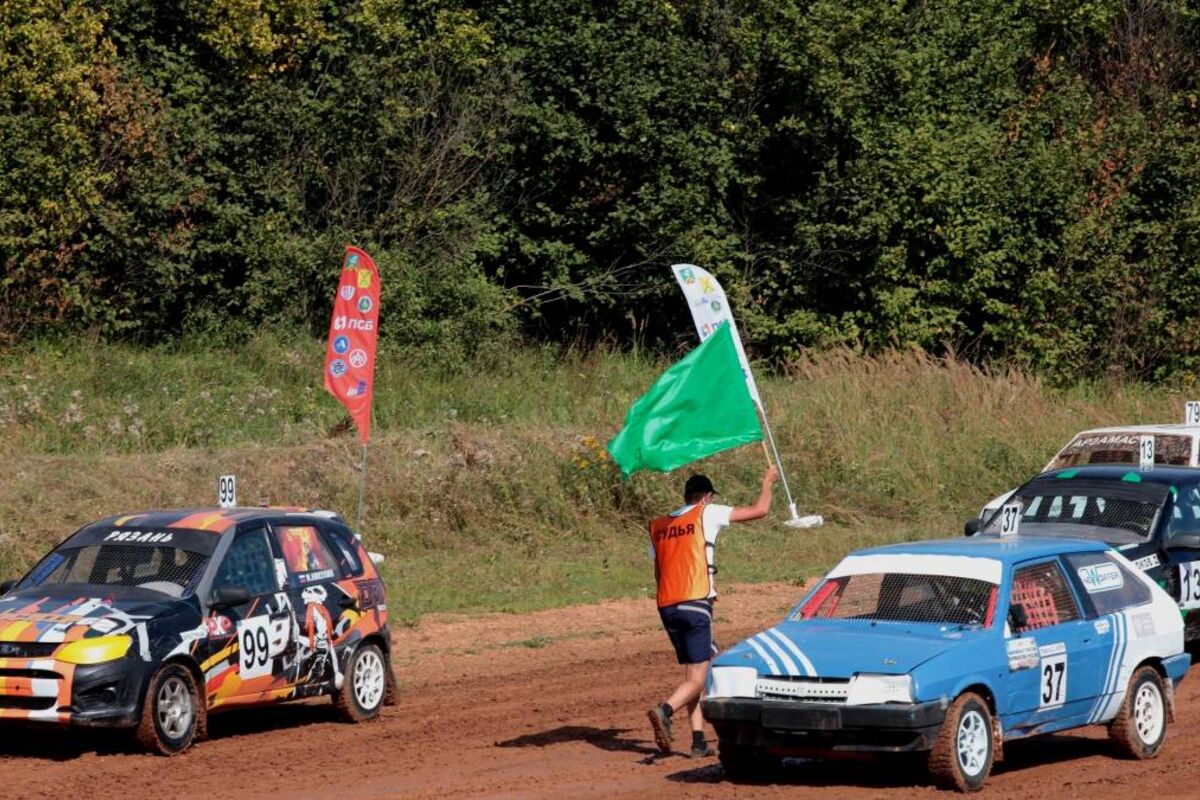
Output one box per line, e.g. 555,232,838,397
729,464,780,522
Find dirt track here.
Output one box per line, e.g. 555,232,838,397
1,582,1199,798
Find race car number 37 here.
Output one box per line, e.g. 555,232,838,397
238,617,272,679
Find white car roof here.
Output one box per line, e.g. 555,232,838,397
1071,424,1200,436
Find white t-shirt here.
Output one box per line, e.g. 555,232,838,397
650,503,734,598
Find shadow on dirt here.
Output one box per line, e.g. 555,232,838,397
496,725,659,756
0,701,340,761
667,733,1112,789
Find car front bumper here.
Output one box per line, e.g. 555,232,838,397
0,656,146,727
702,696,947,754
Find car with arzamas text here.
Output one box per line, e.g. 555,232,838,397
0,507,393,753
703,536,1188,791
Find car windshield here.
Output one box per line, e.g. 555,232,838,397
984,478,1167,544
1047,433,1192,470
19,544,209,598
797,572,996,626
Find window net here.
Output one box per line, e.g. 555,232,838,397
1009,562,1079,631
801,573,997,626
32,545,208,597
985,490,1160,543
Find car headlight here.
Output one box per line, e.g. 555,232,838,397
708,666,758,698
56,635,133,665
845,673,913,706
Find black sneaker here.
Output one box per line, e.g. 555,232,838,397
689,742,715,759
647,706,673,753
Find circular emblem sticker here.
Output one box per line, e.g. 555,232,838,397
349,349,368,369
339,285,355,301
329,359,347,378
332,336,350,354
358,296,373,314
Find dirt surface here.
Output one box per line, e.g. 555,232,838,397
2,582,1199,798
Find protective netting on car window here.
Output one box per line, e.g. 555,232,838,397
802,573,996,626
1048,434,1192,469
1009,562,1080,631
35,545,208,596
986,490,1160,543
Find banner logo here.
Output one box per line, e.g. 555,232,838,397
324,247,381,444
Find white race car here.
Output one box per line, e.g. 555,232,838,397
969,423,1200,532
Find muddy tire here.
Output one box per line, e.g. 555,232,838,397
134,663,202,755
1110,665,1167,759
927,692,993,792
334,642,387,722
718,743,781,782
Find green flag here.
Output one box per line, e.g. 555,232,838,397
607,324,763,476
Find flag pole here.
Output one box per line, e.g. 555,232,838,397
355,441,369,534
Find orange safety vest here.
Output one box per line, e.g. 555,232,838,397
649,504,714,607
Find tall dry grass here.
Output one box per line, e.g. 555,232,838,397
0,338,1189,618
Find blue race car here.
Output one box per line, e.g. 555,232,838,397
702,536,1189,792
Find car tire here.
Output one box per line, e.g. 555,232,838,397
927,691,994,792
1109,665,1168,759
134,663,202,755
718,742,781,782
333,642,387,722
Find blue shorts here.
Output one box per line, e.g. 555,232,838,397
658,599,717,665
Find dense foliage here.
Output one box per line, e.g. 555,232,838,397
3,0,1200,378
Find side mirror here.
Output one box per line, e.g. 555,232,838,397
0,579,16,595
1008,602,1029,632
1170,533,1200,550
963,518,982,537
209,585,251,609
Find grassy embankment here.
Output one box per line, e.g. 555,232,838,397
0,336,1185,623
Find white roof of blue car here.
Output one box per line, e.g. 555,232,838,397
852,536,1109,566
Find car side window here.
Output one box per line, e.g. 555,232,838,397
1167,484,1200,540
212,529,278,597
322,527,364,578
276,525,340,586
1010,561,1081,633
1063,552,1152,615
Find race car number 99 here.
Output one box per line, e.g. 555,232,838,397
1179,562,1200,610
237,617,272,679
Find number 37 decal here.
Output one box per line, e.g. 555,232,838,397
1039,644,1068,709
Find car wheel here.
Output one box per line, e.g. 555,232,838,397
333,642,387,722
718,742,781,782
1110,665,1167,759
134,663,202,755
927,691,993,792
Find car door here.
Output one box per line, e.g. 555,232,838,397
1062,550,1157,719
273,523,349,692
1001,558,1108,734
200,526,298,706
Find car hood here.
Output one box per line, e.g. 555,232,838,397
0,586,185,643
714,619,972,678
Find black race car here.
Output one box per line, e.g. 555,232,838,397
970,465,1200,639
0,507,394,753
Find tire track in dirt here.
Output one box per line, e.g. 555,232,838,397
0,582,1198,798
